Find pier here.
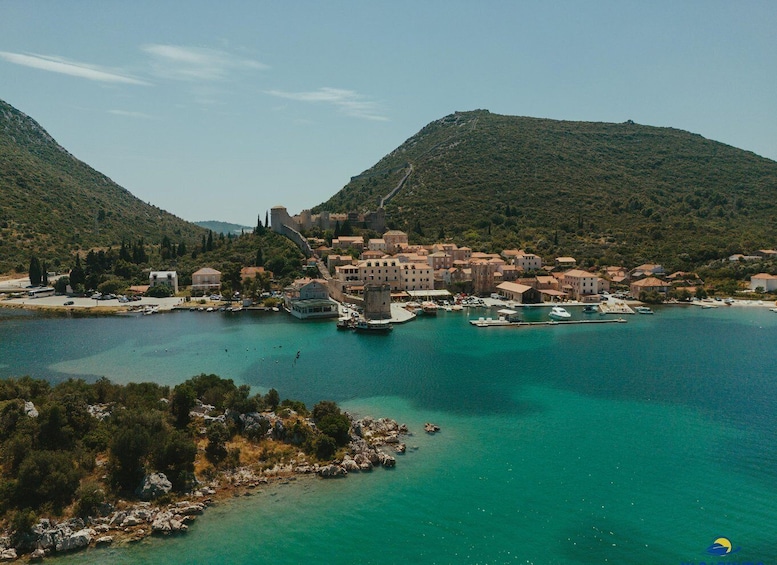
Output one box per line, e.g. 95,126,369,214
598,301,635,315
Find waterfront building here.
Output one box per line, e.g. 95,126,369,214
286,279,338,319
562,269,605,301
496,282,542,304
400,263,434,291
149,271,178,294
191,268,221,294
750,273,777,292
630,277,671,297
359,258,403,291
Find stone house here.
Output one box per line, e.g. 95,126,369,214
191,268,221,293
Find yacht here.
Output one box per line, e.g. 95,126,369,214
635,306,654,314
549,306,571,320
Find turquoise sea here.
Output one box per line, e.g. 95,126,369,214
1,305,776,564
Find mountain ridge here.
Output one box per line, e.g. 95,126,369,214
315,110,777,268
0,99,207,274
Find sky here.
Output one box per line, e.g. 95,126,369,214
1,1,775,226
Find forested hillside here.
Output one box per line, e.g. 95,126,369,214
316,110,777,268
0,99,206,274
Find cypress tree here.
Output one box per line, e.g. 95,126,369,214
70,255,85,288
28,256,42,286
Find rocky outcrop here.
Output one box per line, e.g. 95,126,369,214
23,401,38,418
136,473,173,501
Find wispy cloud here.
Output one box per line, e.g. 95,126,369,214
107,109,154,119
142,44,268,82
266,87,389,121
0,51,149,85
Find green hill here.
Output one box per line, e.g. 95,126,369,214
315,110,777,268
0,99,207,274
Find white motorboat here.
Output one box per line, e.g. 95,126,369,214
549,306,571,320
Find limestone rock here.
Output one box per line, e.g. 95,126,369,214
24,401,38,418
318,464,347,478
136,472,172,501
54,528,93,552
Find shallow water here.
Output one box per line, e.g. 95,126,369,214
2,305,776,563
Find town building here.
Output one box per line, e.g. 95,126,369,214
630,277,671,298
149,271,178,294
750,273,777,292
327,255,354,272
555,257,577,269
514,252,542,271
285,279,339,319
561,269,604,301
400,263,434,291
191,268,221,294
383,230,409,253
630,264,665,280
368,238,387,252
496,282,542,304
359,258,403,290
331,236,365,252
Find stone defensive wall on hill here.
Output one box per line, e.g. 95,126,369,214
270,206,312,257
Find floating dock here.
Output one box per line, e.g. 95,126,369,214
469,318,627,328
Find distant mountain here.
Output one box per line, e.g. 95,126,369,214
315,110,777,268
0,99,207,274
195,221,254,236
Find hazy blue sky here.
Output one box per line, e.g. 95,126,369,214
1,1,775,225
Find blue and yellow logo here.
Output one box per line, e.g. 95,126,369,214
706,537,740,556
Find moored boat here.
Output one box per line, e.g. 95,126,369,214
354,319,393,333
421,301,438,315
635,306,654,314
549,306,571,320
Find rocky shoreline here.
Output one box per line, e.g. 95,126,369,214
0,415,421,562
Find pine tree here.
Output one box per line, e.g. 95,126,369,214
206,231,214,251
256,248,264,267
201,235,207,254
